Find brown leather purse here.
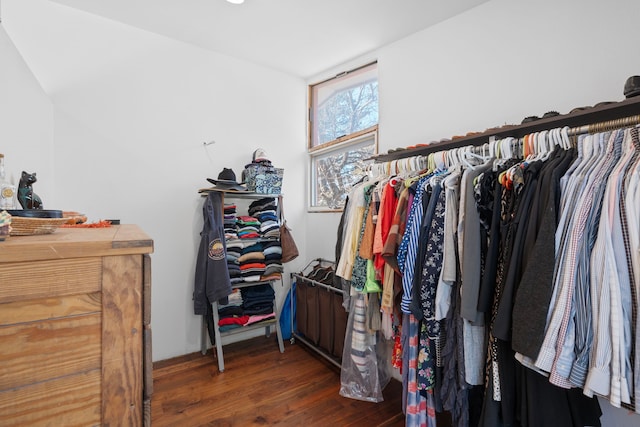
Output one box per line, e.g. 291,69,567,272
278,195,299,263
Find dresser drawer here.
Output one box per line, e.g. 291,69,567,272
0,257,102,303
0,310,102,390
0,370,101,427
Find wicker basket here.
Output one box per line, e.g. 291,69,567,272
9,217,69,236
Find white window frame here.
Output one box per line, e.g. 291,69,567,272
307,62,378,211
308,128,377,212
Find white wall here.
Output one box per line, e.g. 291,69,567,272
306,0,640,261
305,0,640,425
2,0,308,362
378,0,640,149
0,25,53,204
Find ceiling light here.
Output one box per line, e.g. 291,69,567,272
226,0,245,4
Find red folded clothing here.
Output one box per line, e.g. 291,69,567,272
240,262,267,270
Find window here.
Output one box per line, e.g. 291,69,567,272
310,130,377,210
308,62,378,210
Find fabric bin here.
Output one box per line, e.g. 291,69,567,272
317,288,334,355
295,279,309,338
305,283,320,345
295,279,320,345
244,164,284,194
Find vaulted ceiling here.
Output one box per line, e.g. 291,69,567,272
13,0,488,79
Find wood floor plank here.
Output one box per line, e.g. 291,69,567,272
152,336,405,426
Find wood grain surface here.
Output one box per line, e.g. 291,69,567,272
102,254,143,426
0,370,101,427
0,257,101,303
0,225,153,263
151,337,414,427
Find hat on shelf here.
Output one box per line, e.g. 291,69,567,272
207,168,247,191
252,148,269,163
624,76,640,98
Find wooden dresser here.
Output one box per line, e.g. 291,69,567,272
0,225,153,427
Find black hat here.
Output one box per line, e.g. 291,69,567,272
207,168,247,191
624,76,640,98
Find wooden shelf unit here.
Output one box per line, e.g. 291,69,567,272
199,190,285,373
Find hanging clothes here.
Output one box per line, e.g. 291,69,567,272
511,147,576,360
334,124,640,425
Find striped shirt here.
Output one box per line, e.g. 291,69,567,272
399,176,431,314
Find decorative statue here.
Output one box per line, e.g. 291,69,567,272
18,171,43,209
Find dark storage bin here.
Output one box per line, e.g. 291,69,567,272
317,288,334,354
292,260,343,367
295,279,309,337
305,283,320,345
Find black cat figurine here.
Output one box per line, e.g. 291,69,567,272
18,171,43,210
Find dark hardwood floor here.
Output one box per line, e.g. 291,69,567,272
151,335,406,426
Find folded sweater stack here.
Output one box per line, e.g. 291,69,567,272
223,203,238,240
241,283,275,315
217,287,276,332
236,215,260,239
248,198,280,239
239,242,265,282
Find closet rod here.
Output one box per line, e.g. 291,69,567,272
292,273,344,294
372,96,640,163
569,114,640,135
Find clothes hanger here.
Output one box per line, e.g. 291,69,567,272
534,130,549,161
549,128,562,157
404,157,413,173
523,133,534,161
543,129,557,160
435,150,446,171
501,134,528,188
428,153,436,172
403,159,432,187
457,146,474,169
497,138,511,183
366,162,377,179
502,137,512,159
515,137,524,160
489,138,497,160
529,133,536,157
491,137,507,171
463,145,489,164
420,155,429,171
409,156,417,172
481,143,490,161
447,148,459,168
560,126,571,150
546,128,558,156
